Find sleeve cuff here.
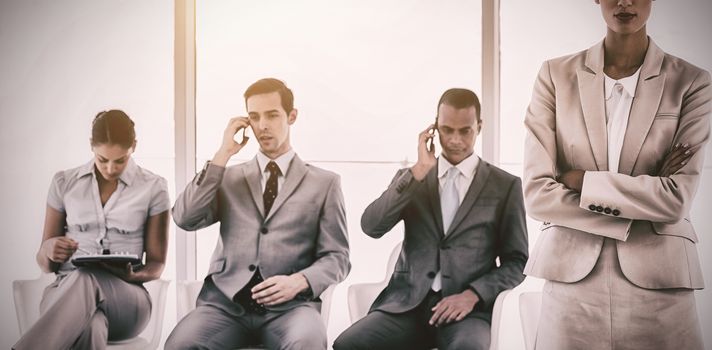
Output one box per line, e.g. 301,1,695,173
580,171,623,218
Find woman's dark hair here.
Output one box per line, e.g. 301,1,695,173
91,109,136,149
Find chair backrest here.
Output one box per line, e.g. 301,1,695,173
488,289,511,350
131,279,170,350
13,274,169,350
519,291,542,350
347,241,402,323
13,273,55,334
176,279,337,326
176,280,204,321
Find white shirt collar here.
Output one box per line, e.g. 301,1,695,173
605,67,641,100
256,149,295,176
438,153,479,180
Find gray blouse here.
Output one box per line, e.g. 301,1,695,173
47,158,170,272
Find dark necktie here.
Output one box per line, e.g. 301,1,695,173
263,161,281,216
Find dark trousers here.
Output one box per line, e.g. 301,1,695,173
333,290,490,350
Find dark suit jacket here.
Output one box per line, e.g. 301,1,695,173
361,159,528,321
173,155,351,312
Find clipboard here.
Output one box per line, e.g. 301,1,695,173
71,253,141,267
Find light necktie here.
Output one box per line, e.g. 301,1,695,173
432,166,461,292
441,167,461,234
263,161,280,215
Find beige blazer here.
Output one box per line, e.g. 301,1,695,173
173,155,351,311
523,39,710,289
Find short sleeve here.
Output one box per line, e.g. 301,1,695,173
47,171,66,212
148,177,171,216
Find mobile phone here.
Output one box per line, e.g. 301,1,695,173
236,125,249,145
427,120,438,152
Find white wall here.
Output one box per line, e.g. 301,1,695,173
0,1,174,348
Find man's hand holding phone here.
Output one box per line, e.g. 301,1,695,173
212,117,250,166
411,124,437,181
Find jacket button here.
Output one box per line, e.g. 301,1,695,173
604,207,612,214
595,206,604,212
588,204,597,211
612,209,620,216
248,264,256,271
260,227,268,234
439,243,449,250
427,271,436,278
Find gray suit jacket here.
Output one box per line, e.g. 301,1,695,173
173,155,351,312
361,160,528,321
523,39,709,289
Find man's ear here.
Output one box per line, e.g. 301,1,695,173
288,109,298,125
477,119,483,134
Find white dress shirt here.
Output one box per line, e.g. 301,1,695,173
256,148,295,192
438,153,479,206
604,68,640,173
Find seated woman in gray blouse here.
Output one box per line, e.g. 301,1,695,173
14,110,170,350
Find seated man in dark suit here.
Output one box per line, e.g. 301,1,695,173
166,78,350,350
334,88,528,350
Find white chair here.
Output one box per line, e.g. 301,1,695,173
347,241,402,324
176,279,337,349
346,242,511,350
519,291,542,350
13,273,169,350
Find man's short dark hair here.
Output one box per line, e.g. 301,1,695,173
244,78,294,113
437,88,481,122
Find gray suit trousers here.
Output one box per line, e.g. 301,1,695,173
165,277,326,350
13,267,151,350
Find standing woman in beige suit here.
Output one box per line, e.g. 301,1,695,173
14,110,170,350
523,0,709,349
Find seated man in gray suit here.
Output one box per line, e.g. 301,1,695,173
166,78,350,350
334,88,528,350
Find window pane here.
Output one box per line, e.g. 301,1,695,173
196,0,482,164
195,0,482,343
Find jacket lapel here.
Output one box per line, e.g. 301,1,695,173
243,157,265,219
426,167,444,237
618,39,666,175
444,160,491,239
264,155,308,222
577,40,608,171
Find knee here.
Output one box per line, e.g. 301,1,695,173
447,337,489,350
281,338,325,350
280,330,326,350
276,324,326,350
333,331,364,350
165,332,203,350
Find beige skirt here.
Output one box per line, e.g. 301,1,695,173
535,238,704,350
